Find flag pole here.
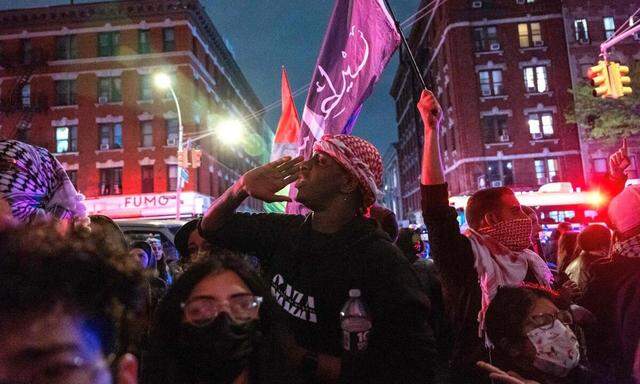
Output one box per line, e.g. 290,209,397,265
382,0,428,90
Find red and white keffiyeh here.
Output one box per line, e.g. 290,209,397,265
465,228,553,342
313,134,383,208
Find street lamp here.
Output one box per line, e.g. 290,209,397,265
215,119,244,145
154,72,184,220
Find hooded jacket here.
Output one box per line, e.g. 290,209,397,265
201,212,436,383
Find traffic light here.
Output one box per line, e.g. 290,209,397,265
191,149,202,168
588,60,611,98
609,62,633,98
177,149,189,168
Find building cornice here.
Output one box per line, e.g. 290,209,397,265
443,149,580,175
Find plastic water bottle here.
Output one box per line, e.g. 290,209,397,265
340,289,372,353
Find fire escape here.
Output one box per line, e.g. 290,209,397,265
0,46,49,142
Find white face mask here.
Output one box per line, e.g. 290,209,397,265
526,319,580,377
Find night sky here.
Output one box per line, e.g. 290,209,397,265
0,0,421,158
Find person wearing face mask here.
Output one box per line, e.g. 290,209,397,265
142,251,290,384
418,90,553,384
477,285,595,384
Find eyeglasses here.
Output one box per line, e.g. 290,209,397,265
181,294,263,326
528,310,573,330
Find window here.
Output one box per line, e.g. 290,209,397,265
478,69,503,96
97,32,119,57
67,170,78,190
55,126,77,153
523,66,548,93
481,115,509,143
138,30,151,54
141,121,154,147
592,158,608,173
166,118,178,145
55,35,77,60
167,165,178,192
141,165,154,193
21,39,32,65
98,77,122,102
518,22,542,47
534,158,559,184
603,17,616,39
473,26,499,51
100,168,122,195
163,28,176,52
55,80,76,106
486,160,514,186
574,19,589,42
139,74,152,101
98,123,123,150
21,84,30,108
527,112,554,138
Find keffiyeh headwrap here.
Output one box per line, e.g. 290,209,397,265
0,140,86,224
313,134,383,208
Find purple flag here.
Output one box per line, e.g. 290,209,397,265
287,0,400,213
299,0,400,152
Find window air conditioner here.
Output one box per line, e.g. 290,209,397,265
98,96,108,104
499,134,510,142
472,1,483,8
490,43,501,51
516,0,525,4
532,132,543,140
167,137,178,146
100,143,110,150
491,180,504,187
481,88,492,96
533,40,544,47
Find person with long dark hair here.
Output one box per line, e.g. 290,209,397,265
142,251,290,384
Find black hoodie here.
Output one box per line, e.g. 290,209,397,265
201,212,436,383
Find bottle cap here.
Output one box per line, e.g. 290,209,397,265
349,289,361,298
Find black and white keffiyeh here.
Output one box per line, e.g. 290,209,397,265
0,140,86,223
612,233,640,259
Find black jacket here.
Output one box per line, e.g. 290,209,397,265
202,212,436,383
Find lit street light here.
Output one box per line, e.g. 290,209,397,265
215,119,244,145
154,72,184,220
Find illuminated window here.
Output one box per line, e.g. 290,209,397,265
523,66,548,93
518,22,542,47
486,160,514,186
603,17,616,39
100,168,122,195
534,158,559,184
574,19,589,42
21,84,30,108
592,158,608,173
478,69,504,96
55,126,77,153
528,112,554,138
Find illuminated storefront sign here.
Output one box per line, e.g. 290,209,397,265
84,192,212,219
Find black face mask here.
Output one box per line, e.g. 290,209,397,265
177,313,259,384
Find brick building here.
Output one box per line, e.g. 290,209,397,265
392,0,586,222
0,0,268,217
382,142,404,224
562,0,640,182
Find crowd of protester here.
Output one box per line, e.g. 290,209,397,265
0,89,640,384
